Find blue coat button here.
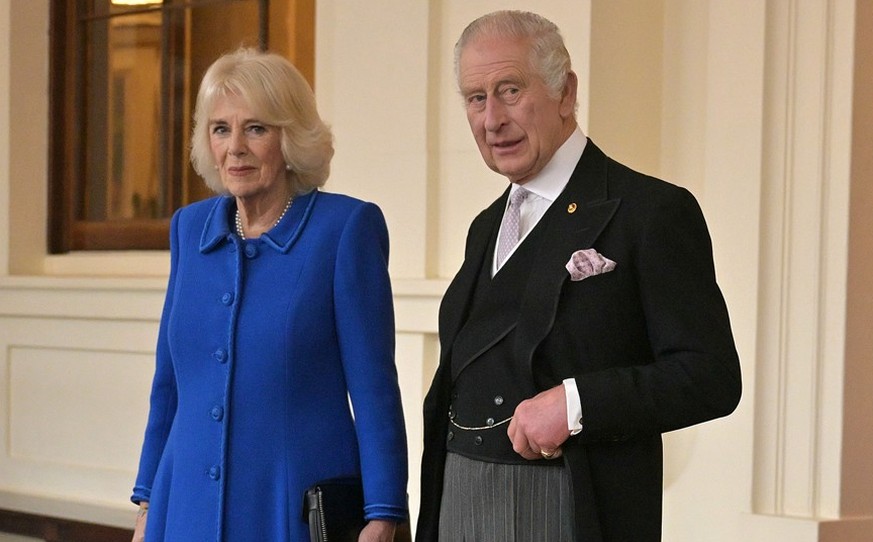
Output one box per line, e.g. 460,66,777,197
213,349,227,363
210,406,224,421
221,292,234,305
208,465,221,480
244,244,258,259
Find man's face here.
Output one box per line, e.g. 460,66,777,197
458,35,576,184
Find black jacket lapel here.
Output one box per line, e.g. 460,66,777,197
515,140,620,364
440,141,620,380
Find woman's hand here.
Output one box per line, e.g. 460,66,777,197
131,503,148,542
357,519,396,542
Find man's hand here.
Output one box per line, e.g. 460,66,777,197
508,385,571,460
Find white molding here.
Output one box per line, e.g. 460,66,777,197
0,276,447,332
754,0,855,520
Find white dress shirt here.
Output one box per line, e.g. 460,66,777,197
491,127,587,434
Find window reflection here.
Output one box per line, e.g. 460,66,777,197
102,10,162,220
50,0,309,251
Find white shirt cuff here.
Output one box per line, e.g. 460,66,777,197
563,378,584,435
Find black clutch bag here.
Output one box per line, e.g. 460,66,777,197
303,477,366,542
303,477,413,542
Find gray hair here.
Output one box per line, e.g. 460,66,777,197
454,10,572,99
190,47,334,194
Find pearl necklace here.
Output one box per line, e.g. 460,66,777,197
235,196,293,240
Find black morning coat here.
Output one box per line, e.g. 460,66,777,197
416,140,742,542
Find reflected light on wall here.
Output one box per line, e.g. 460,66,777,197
111,0,163,5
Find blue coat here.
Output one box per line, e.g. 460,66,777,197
132,190,408,541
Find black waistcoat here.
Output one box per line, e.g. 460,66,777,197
446,215,554,464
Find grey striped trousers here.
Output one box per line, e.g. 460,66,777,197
438,452,575,542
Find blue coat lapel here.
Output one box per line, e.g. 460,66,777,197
198,190,319,254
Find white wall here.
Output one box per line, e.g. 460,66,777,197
0,1,871,540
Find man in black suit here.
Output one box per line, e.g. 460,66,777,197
416,10,741,542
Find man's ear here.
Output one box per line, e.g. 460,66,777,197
560,71,578,118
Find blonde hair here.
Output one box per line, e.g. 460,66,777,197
454,10,572,100
190,48,334,194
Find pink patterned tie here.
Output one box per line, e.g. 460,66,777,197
496,187,530,268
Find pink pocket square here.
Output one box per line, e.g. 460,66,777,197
565,249,617,281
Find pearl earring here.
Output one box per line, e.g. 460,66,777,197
285,164,292,171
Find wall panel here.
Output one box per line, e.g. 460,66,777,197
0,307,159,527
7,346,151,470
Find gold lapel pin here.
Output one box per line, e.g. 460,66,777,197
567,202,577,214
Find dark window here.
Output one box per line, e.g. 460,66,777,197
48,0,315,251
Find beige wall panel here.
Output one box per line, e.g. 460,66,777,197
660,0,708,195
0,1,10,274
0,315,155,526
842,0,873,520
589,0,664,177
393,332,438,529
390,285,441,526
315,1,431,279
6,0,47,275
7,346,151,471
753,0,859,528
393,279,445,333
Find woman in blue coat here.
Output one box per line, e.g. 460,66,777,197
130,48,408,542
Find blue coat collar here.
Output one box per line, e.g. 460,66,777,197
199,190,318,254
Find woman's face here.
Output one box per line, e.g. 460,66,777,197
209,93,287,200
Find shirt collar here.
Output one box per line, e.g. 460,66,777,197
511,127,587,202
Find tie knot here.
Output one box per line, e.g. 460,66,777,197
510,187,529,208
